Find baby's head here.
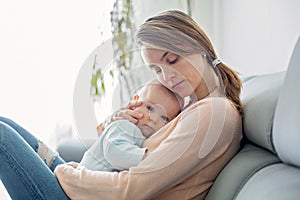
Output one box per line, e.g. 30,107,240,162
133,80,182,137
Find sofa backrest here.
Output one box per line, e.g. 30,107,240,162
242,71,285,153
205,37,300,200
273,37,300,167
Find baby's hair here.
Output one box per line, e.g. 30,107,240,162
129,82,149,100
129,79,156,99
131,79,184,111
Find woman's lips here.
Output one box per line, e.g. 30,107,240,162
171,80,184,90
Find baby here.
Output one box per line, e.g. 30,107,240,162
78,80,182,171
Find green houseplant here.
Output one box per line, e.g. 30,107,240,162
90,0,193,103
90,0,137,102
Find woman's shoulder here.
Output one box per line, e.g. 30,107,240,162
176,96,242,138
178,97,241,127
184,97,238,114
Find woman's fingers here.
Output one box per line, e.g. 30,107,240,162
66,161,79,168
110,116,124,122
125,100,143,110
100,100,144,130
111,109,143,124
128,109,144,120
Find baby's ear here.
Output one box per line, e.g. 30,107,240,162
133,94,139,101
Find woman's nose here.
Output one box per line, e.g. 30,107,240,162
161,66,176,82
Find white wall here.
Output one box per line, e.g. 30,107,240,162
192,0,300,75
0,0,112,146
134,0,189,26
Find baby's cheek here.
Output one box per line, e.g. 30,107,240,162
138,113,149,124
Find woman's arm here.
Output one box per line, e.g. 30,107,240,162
55,98,242,200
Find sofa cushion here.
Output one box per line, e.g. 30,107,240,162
273,37,300,167
205,144,280,200
241,72,285,153
57,138,94,162
234,163,300,200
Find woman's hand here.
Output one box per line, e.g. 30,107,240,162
54,162,80,196
113,100,144,123
97,100,144,136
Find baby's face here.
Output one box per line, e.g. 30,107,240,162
135,84,180,137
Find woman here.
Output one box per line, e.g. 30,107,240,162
0,10,242,199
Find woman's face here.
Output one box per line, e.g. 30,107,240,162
141,47,205,98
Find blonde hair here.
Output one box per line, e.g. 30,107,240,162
135,10,243,115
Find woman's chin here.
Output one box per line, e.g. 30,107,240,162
174,89,193,99
171,82,194,98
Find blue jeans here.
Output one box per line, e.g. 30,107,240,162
0,117,70,200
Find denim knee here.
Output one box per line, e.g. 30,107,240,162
0,121,10,141
0,116,12,124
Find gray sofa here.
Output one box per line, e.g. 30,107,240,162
57,38,300,199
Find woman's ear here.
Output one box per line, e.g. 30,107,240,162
133,94,139,101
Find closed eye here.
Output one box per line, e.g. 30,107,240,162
161,115,169,122
146,105,154,112
166,53,179,65
168,57,178,65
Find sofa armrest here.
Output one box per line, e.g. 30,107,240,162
56,138,94,162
